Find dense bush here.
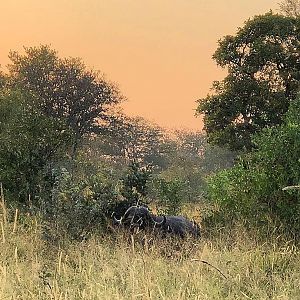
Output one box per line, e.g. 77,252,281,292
205,96,300,233
119,162,152,204
110,162,153,219
0,88,72,203
0,45,123,206
151,177,187,215
150,131,235,213
40,162,120,240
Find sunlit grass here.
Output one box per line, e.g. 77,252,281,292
0,196,300,299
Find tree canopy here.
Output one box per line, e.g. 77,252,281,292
279,0,300,17
197,13,300,151
0,87,72,201
101,115,166,165
8,45,124,156
0,45,125,202
206,95,300,230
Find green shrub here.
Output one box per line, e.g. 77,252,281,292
0,88,72,204
152,177,187,215
205,96,300,233
119,162,152,204
41,164,119,240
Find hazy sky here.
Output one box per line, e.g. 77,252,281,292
1,0,278,130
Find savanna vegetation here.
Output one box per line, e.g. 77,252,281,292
1,1,300,298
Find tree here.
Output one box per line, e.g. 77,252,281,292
206,95,300,231
152,130,235,204
8,45,123,157
279,0,300,17
93,115,169,167
0,87,72,202
197,13,300,151
0,71,5,88
1,45,124,203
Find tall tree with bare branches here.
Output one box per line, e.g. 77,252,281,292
279,0,300,17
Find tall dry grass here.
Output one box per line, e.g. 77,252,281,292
0,189,300,299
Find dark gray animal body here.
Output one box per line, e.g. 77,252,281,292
153,215,200,238
113,206,200,238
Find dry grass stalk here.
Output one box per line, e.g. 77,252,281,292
13,209,18,234
0,183,7,226
0,221,5,243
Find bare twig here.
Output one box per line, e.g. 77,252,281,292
191,258,228,279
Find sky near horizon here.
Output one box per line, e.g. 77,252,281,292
1,0,278,130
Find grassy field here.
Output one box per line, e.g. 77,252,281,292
1,204,300,299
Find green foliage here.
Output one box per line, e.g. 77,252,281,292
153,178,187,215
205,96,300,232
42,164,119,239
0,88,72,203
96,115,168,167
152,130,235,208
120,162,152,204
8,45,123,157
0,45,125,207
0,71,5,88
197,12,300,151
0,45,237,238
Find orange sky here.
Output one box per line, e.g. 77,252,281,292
0,0,278,130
